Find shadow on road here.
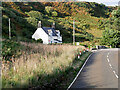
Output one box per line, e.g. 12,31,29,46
70,50,118,90
71,52,99,88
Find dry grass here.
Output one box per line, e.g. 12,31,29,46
86,29,103,38
2,42,85,88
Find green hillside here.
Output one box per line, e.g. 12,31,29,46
2,2,120,89
2,2,113,44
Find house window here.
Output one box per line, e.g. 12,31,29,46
56,30,60,36
48,29,52,36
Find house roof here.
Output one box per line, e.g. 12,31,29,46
54,39,62,42
42,27,57,36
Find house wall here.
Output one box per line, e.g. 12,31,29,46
32,28,49,44
32,28,62,44
48,36,62,44
48,36,54,44
58,36,62,41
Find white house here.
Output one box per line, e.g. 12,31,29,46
32,21,62,44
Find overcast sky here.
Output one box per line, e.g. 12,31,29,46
78,0,119,6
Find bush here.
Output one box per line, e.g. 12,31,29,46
36,39,43,43
25,11,43,19
2,40,22,61
52,11,58,17
45,6,53,15
22,28,33,39
2,8,17,18
81,24,90,29
25,17,38,28
101,29,120,47
16,16,24,23
9,8,23,17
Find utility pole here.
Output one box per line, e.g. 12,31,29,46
9,18,11,39
73,20,75,45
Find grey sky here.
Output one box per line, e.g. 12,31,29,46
78,0,119,6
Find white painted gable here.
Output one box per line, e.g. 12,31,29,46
32,21,62,44
32,28,49,44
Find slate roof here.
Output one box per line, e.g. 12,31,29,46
54,39,62,42
42,27,57,36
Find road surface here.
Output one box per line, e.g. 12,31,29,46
69,48,119,89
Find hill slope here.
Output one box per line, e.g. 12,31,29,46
2,2,113,43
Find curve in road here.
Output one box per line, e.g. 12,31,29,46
68,48,119,89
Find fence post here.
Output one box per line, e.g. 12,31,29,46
84,49,85,52
80,51,81,55
78,54,80,59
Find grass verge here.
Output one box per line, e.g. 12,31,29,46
2,41,91,89
55,51,92,89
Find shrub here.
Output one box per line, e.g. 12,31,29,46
81,24,90,29
2,8,17,18
25,17,38,28
3,15,8,19
45,6,53,15
16,16,24,23
2,42,85,88
52,11,58,17
25,11,43,19
22,28,33,39
2,40,21,61
101,29,120,47
9,8,23,17
36,39,43,43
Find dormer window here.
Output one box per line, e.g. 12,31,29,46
56,30,60,36
48,29,52,36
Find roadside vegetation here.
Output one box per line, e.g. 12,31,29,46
2,1,120,89
101,7,120,48
2,40,91,88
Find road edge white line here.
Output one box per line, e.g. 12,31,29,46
107,58,110,62
107,52,119,79
67,53,93,90
109,63,112,68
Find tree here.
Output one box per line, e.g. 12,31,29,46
52,11,58,17
101,7,120,48
101,29,120,47
25,17,38,28
25,11,43,20
111,7,120,31
45,6,53,16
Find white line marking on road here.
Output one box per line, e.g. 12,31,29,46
67,53,93,90
109,63,112,68
107,52,109,57
107,52,119,79
113,71,118,78
115,74,118,79
113,71,116,74
107,58,110,62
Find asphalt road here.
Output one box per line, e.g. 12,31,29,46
69,48,119,89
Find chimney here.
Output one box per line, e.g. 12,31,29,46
52,22,55,29
38,21,41,28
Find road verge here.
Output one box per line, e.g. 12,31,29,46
67,52,93,89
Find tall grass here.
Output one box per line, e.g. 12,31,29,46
2,42,85,88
